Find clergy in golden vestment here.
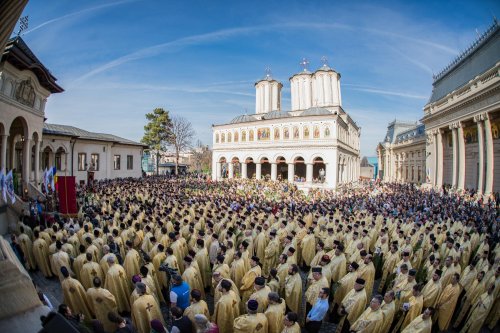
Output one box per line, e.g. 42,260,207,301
213,272,240,305
305,267,329,315
100,245,117,278
86,277,118,333
282,312,301,333
379,290,396,333
301,228,317,267
231,251,247,289
397,283,424,331
435,272,461,331
194,239,212,289
358,254,376,301
378,243,400,292
335,278,368,333
52,241,73,281
421,269,442,308
18,227,36,270
60,266,93,321
131,282,165,333
240,256,262,306
350,294,384,333
152,245,167,288
276,254,290,296
460,284,495,333
250,276,272,313
234,299,269,333
330,244,347,283
80,253,105,290
264,292,286,333
214,279,240,333
124,240,141,282
73,245,88,281
184,289,210,327
284,264,302,314
33,230,53,278
453,270,486,327
401,307,433,333
333,262,359,308
104,256,131,313
263,232,279,277
267,269,281,293
182,256,205,298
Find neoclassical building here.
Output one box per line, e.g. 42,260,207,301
377,121,426,183
423,21,500,195
212,60,361,189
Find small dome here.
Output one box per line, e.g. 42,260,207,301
230,114,257,124
299,107,332,117
262,110,291,120
315,63,335,72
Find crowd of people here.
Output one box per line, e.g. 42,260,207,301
10,176,500,333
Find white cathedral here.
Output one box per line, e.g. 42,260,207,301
211,58,361,189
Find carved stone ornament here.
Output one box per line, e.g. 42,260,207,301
15,78,36,107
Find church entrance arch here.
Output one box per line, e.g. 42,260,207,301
313,157,326,183
246,157,256,179
260,157,271,179
8,116,29,194
231,157,240,178
276,156,287,181
219,157,227,178
294,156,306,182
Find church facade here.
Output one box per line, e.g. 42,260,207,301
212,60,361,189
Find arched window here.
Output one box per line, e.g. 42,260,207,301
325,127,331,137
215,133,220,143
242,130,247,142
303,126,310,139
274,128,280,140
221,133,225,143
284,127,290,139
293,126,299,139
228,133,232,143
249,130,254,141
234,131,239,142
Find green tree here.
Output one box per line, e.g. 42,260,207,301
141,108,173,175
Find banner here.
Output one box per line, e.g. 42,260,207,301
57,176,77,215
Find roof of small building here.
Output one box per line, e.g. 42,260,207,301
428,20,499,104
261,110,291,120
381,120,419,144
43,123,146,146
229,114,258,124
395,123,425,143
299,107,333,117
2,37,64,93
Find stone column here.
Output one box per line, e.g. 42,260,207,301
457,123,466,190
270,163,277,181
216,162,222,180
228,162,234,179
0,134,7,172
34,140,40,186
474,115,485,193
241,163,247,179
484,114,494,195
436,129,444,188
306,163,313,183
10,136,16,170
255,163,262,180
431,132,437,186
288,163,294,183
23,138,31,190
450,125,458,187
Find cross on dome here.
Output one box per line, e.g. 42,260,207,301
264,67,272,80
299,58,310,71
321,56,329,67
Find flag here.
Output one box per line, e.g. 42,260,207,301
0,171,5,202
42,167,48,192
5,170,15,204
50,166,56,190
45,167,52,193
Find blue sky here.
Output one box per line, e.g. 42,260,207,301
18,0,499,156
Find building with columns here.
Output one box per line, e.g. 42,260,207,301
423,21,500,195
0,37,144,196
377,121,426,183
212,59,361,189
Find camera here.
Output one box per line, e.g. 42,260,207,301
159,263,178,278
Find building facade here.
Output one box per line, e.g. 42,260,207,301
423,21,500,195
377,121,426,183
0,37,144,195
212,60,361,189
